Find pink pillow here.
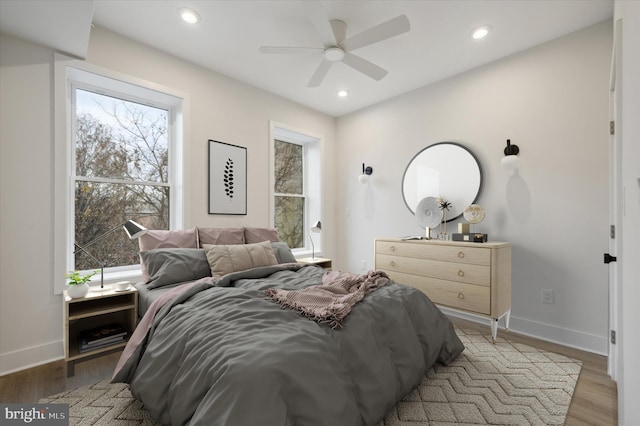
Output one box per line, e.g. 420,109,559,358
138,228,198,251
244,227,279,244
197,227,245,247
138,228,198,282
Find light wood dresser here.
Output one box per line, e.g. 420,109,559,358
375,238,511,342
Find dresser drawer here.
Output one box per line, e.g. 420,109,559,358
383,270,491,315
375,240,490,266
376,253,490,286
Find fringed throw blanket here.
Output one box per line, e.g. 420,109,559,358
265,270,390,328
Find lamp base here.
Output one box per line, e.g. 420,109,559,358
89,284,113,292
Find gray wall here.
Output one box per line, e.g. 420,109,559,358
334,21,612,354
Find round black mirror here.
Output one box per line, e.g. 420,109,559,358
402,142,483,222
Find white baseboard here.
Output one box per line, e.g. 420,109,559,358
1,311,608,375
441,307,608,356
0,340,63,376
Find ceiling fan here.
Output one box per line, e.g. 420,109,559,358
259,1,410,87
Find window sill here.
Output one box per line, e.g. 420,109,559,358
86,268,143,288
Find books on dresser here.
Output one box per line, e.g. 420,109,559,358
78,323,127,353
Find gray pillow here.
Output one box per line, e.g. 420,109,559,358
140,248,211,289
271,241,297,263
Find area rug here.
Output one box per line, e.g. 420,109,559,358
39,327,582,425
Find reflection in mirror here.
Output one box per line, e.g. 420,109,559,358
402,142,483,222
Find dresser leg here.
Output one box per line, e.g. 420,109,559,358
490,318,499,343
505,309,511,332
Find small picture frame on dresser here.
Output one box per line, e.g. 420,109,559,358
452,233,488,243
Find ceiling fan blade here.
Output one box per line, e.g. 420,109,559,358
342,15,410,52
300,0,337,45
308,59,333,87
342,52,388,81
259,46,324,54
330,19,346,44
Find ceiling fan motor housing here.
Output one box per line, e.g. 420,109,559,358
324,47,345,61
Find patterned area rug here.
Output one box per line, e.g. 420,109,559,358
40,327,581,426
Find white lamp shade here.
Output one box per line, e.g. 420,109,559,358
501,155,520,170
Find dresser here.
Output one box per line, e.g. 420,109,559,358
375,238,511,342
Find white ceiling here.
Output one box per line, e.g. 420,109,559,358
0,0,93,58
1,1,613,117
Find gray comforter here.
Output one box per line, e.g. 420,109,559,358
114,265,464,426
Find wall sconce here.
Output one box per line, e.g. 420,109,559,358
309,221,322,259
501,139,520,170
358,163,373,183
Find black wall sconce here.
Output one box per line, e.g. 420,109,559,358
358,163,373,183
501,139,520,170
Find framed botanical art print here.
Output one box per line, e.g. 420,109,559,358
208,140,247,215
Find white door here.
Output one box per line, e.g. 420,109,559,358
607,18,622,380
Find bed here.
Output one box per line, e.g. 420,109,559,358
114,227,464,426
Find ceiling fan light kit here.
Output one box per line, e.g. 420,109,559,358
259,2,410,87
324,46,345,62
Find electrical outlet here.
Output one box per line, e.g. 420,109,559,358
542,288,554,304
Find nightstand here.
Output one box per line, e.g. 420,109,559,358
63,286,138,377
297,257,332,269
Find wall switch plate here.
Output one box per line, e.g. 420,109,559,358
542,288,554,304
360,260,366,271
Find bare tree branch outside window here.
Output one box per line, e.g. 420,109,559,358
74,89,170,270
274,140,304,248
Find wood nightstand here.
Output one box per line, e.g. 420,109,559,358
63,286,138,377
297,257,332,269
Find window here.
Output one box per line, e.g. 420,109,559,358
60,64,184,278
274,140,305,248
72,88,171,270
270,123,321,254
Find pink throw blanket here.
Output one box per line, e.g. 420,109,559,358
264,270,390,329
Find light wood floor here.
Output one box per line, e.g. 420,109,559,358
0,317,617,425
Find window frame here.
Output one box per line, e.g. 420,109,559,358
54,57,186,294
269,121,322,257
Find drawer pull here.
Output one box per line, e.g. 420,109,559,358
458,270,465,277
389,261,396,267
458,251,465,258
390,246,396,252
457,292,465,300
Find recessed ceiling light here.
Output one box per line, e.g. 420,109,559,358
472,26,490,40
179,7,200,24
337,90,349,98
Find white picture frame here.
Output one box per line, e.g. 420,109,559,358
208,140,247,215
